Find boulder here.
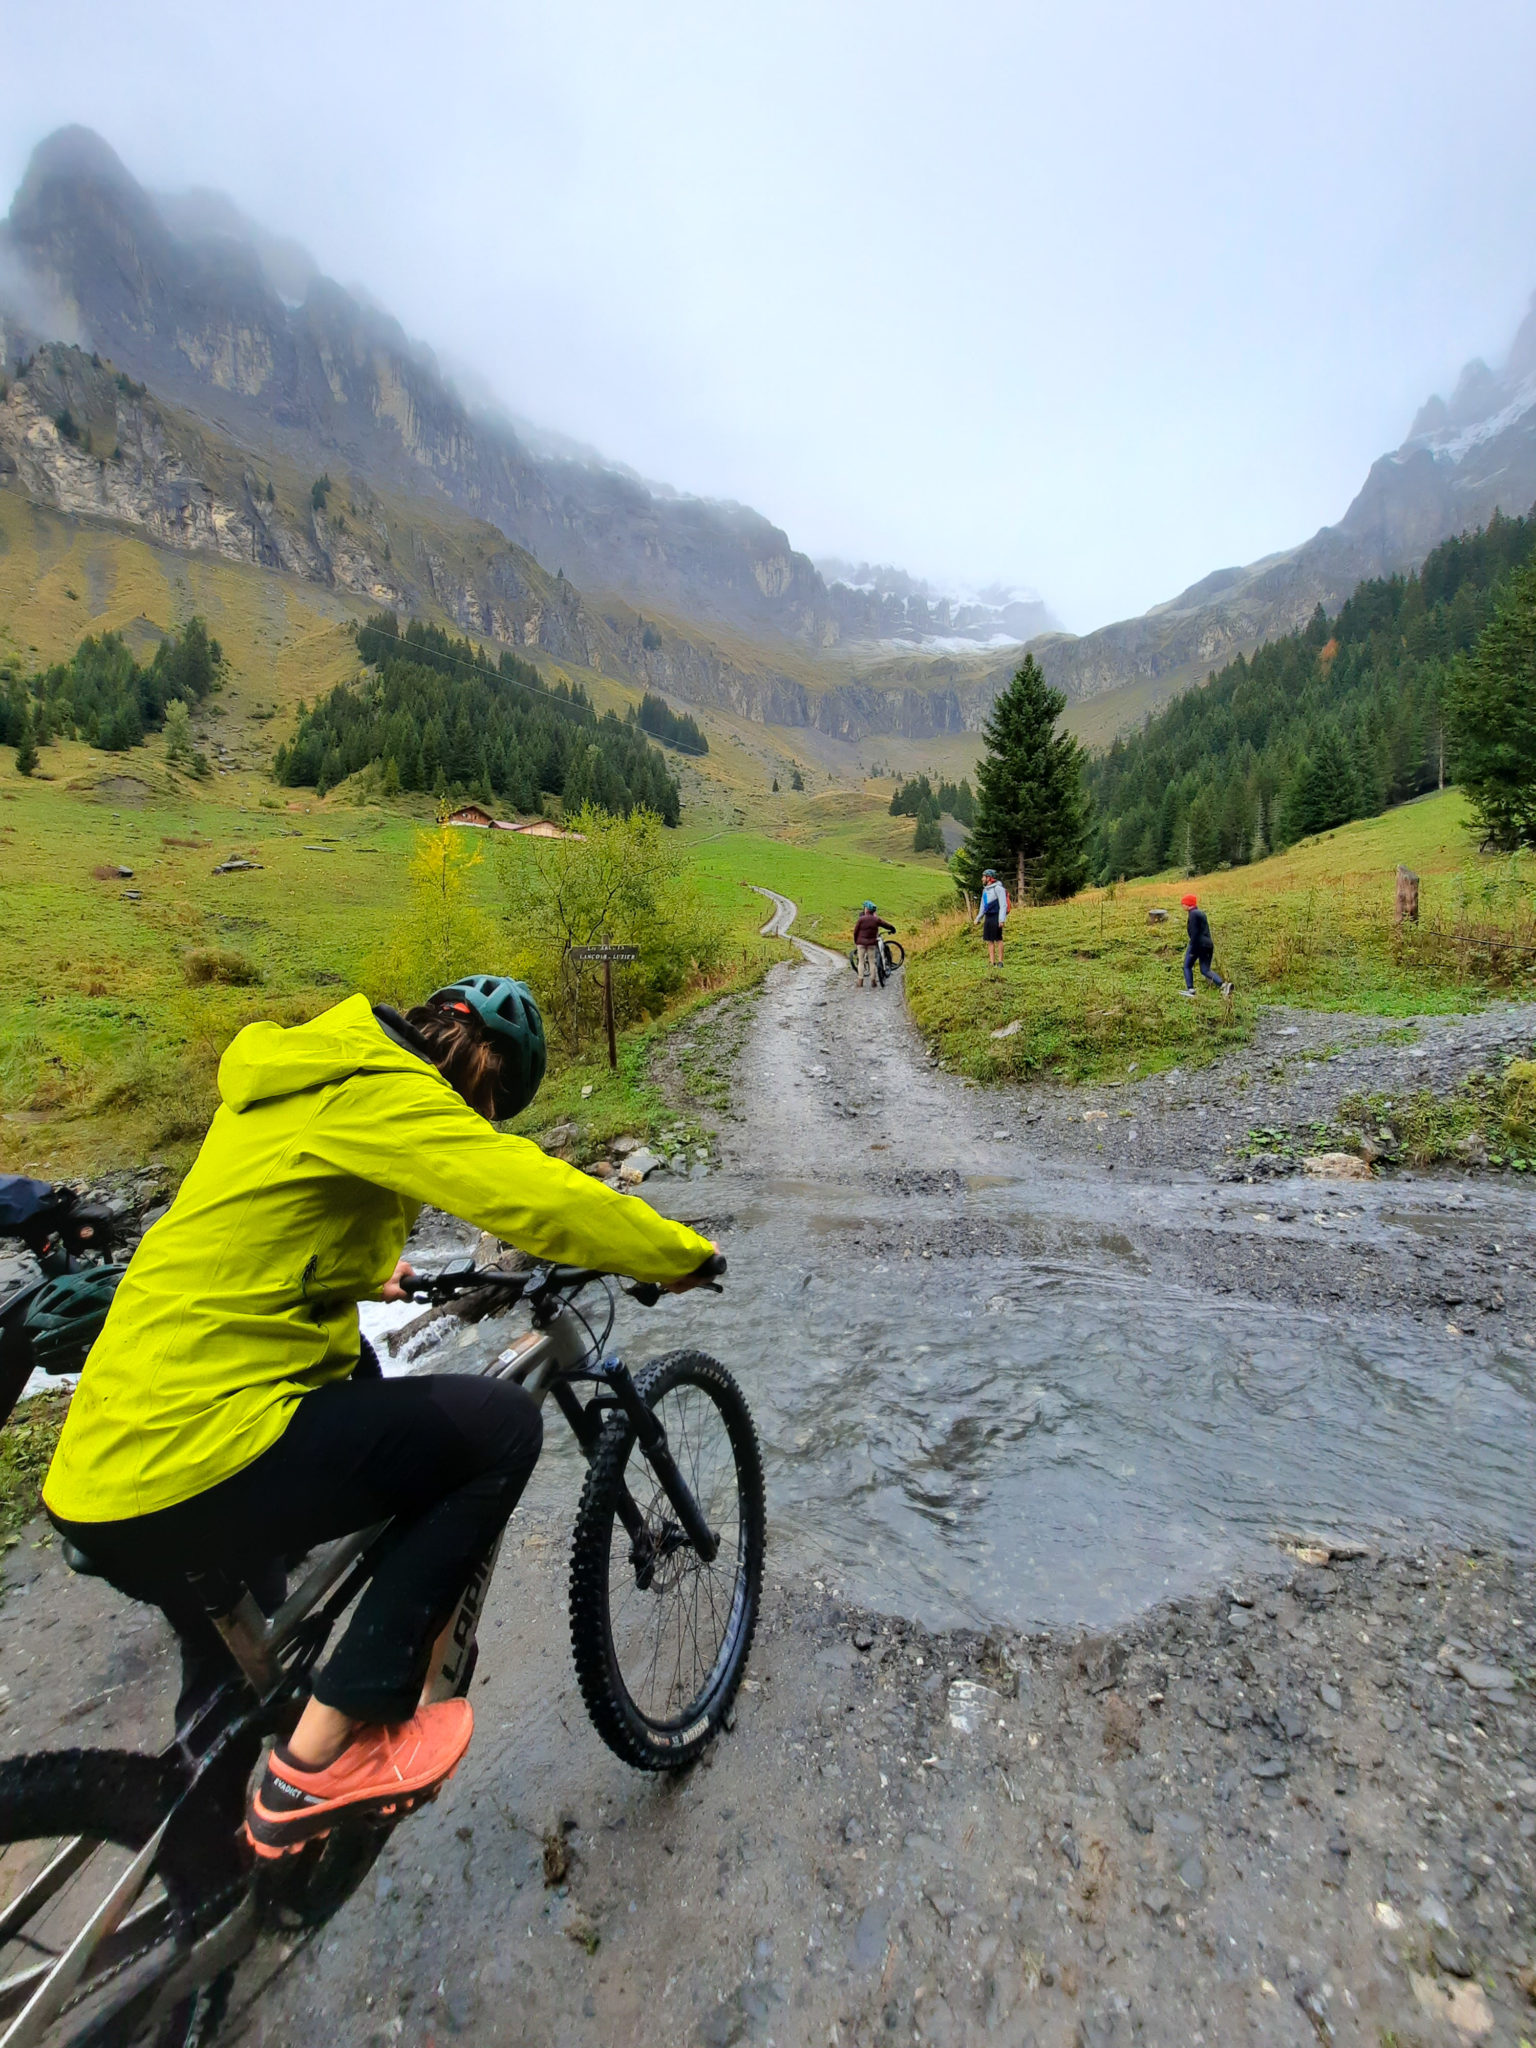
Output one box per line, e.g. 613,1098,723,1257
1301,1152,1372,1181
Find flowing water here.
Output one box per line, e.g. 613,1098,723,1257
379,902,1536,1633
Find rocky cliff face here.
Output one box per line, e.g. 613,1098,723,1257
1028,293,1536,710
0,128,936,655
0,337,614,668
6,125,1533,743
0,337,966,740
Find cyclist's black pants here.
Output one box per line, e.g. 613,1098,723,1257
49,1374,543,1727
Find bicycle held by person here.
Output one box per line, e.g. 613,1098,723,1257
847,928,904,987
0,1239,762,2048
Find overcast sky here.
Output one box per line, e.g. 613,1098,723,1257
3,0,1535,631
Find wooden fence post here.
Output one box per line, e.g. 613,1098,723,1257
1395,865,1419,927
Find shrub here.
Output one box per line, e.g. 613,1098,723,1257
497,804,725,1051
182,948,264,987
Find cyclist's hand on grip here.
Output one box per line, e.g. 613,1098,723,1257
380,1259,417,1302
665,1248,725,1295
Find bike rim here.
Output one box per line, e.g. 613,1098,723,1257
0,1838,178,2043
605,1380,749,1730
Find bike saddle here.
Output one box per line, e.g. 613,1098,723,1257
61,1538,106,1578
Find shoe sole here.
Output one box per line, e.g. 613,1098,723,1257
244,1758,462,1859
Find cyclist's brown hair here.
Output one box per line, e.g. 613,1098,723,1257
404,1003,507,1121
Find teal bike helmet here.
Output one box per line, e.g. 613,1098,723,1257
24,1264,128,1374
427,976,547,1119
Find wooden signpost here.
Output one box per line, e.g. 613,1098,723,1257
567,944,640,1068
1394,865,1420,927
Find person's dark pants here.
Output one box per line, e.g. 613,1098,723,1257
50,1374,543,1729
1183,944,1223,990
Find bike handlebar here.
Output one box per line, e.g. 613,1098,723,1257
396,1250,726,1312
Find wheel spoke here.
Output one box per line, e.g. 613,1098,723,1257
574,1355,762,1764
612,1377,741,1722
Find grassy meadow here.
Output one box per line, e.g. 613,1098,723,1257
6,499,1534,1183
0,729,956,1182
904,790,1536,1084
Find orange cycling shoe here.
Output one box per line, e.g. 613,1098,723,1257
244,1697,474,1859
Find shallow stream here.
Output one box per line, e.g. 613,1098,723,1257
372,921,1536,1632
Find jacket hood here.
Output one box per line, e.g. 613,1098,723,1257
218,994,437,1112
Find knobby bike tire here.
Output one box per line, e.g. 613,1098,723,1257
568,1351,764,1771
882,941,905,967
0,1750,232,2048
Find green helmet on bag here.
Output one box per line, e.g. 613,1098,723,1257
427,976,547,1120
24,1264,128,1373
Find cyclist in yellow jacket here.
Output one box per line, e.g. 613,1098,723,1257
44,979,715,1854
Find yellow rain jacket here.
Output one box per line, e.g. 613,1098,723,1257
44,995,712,1523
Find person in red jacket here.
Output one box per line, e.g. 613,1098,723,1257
1179,893,1232,997
852,901,895,988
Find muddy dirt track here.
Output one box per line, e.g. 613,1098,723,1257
4,900,1535,2046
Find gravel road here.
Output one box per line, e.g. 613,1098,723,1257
2,896,1533,2046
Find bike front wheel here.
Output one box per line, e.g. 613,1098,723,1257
568,1351,764,1771
882,940,905,968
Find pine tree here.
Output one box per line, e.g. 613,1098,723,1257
958,656,1089,902
163,698,195,770
1186,792,1220,874
1249,796,1268,865
1445,557,1536,849
790,767,805,791
14,711,38,776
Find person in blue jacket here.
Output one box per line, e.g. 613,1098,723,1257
974,869,1009,967
1179,893,1233,997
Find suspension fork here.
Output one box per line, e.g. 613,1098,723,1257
575,1358,720,1565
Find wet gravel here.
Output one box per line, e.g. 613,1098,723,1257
6,1525,1532,2047
4,914,1535,2045
1018,999,1536,1183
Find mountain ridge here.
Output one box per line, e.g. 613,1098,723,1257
1018,292,1536,716
4,125,1535,752
1,127,1013,665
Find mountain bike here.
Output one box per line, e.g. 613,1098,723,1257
846,932,904,986
0,1254,762,2047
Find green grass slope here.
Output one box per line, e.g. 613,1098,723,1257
905,789,1536,1084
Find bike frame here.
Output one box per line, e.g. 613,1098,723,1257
1,1272,722,2048
209,1284,717,1704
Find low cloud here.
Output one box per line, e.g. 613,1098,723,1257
0,245,89,352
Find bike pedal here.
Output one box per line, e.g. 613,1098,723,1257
245,1825,322,1861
